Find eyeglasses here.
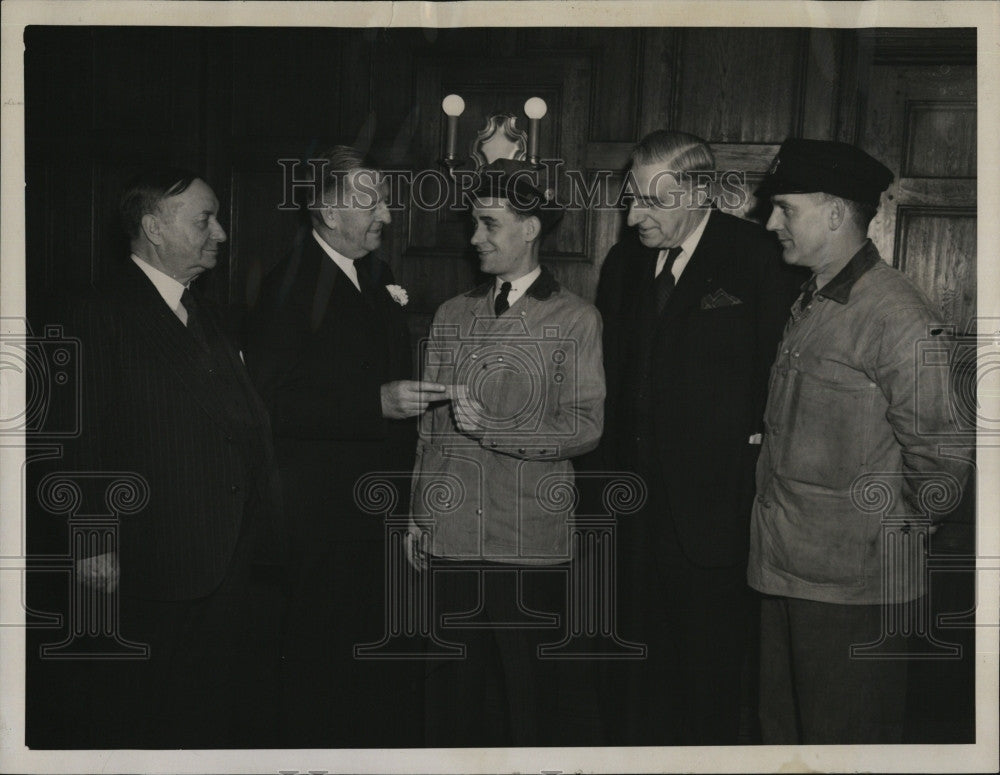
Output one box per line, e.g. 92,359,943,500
620,193,683,210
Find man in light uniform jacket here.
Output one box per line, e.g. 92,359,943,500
409,159,605,745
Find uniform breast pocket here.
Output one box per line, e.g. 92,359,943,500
776,371,879,491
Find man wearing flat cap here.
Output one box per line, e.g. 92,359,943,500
408,159,605,745
749,139,969,742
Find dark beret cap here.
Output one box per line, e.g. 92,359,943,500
755,139,894,208
471,158,564,230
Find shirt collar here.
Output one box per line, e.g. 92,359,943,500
312,229,360,287
813,240,881,304
678,208,711,257
467,264,560,300
494,265,542,295
131,254,187,311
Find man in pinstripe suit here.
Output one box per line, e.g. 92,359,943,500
64,169,284,747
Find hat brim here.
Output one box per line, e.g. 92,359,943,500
753,177,817,200
470,185,564,230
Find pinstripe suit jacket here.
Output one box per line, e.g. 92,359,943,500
72,258,282,600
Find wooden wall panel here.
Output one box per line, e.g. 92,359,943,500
637,29,680,137
370,30,430,166
230,30,344,141
800,29,843,140
22,25,977,356
92,28,204,146
24,28,91,298
519,28,641,142
229,167,305,311
676,29,807,142
861,66,976,183
859,61,975,306
896,209,976,329
903,102,976,178
24,27,94,146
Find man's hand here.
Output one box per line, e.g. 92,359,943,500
74,551,120,592
404,527,430,572
451,391,488,439
381,380,447,419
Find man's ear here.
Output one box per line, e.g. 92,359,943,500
828,197,846,231
522,214,542,243
140,213,162,246
319,206,339,231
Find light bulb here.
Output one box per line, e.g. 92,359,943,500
524,97,547,120
442,94,465,117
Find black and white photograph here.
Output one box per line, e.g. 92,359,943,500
1,1,997,773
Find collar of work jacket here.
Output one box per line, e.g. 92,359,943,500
811,239,881,304
465,264,560,301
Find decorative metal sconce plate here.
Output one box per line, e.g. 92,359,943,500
469,114,528,170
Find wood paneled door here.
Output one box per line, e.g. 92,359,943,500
854,35,976,331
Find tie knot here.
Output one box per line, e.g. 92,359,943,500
181,286,197,308
664,246,683,264
494,281,512,317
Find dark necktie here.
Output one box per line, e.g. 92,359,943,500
494,281,512,317
356,262,377,303
655,246,684,314
798,277,817,314
181,287,212,354
181,288,260,448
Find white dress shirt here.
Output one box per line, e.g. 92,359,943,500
654,208,712,282
312,229,361,291
494,265,542,309
131,254,189,324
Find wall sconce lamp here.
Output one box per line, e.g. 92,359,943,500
523,97,547,167
440,94,549,171
441,93,466,169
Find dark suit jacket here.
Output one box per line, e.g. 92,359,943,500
70,258,282,600
596,208,802,567
244,232,415,545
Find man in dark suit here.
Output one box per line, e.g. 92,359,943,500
593,130,801,744
244,146,444,747
66,169,284,747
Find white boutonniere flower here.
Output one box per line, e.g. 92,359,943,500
386,284,409,307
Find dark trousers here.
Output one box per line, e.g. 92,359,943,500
424,561,603,747
598,493,753,745
55,506,284,748
280,538,424,748
759,595,909,744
